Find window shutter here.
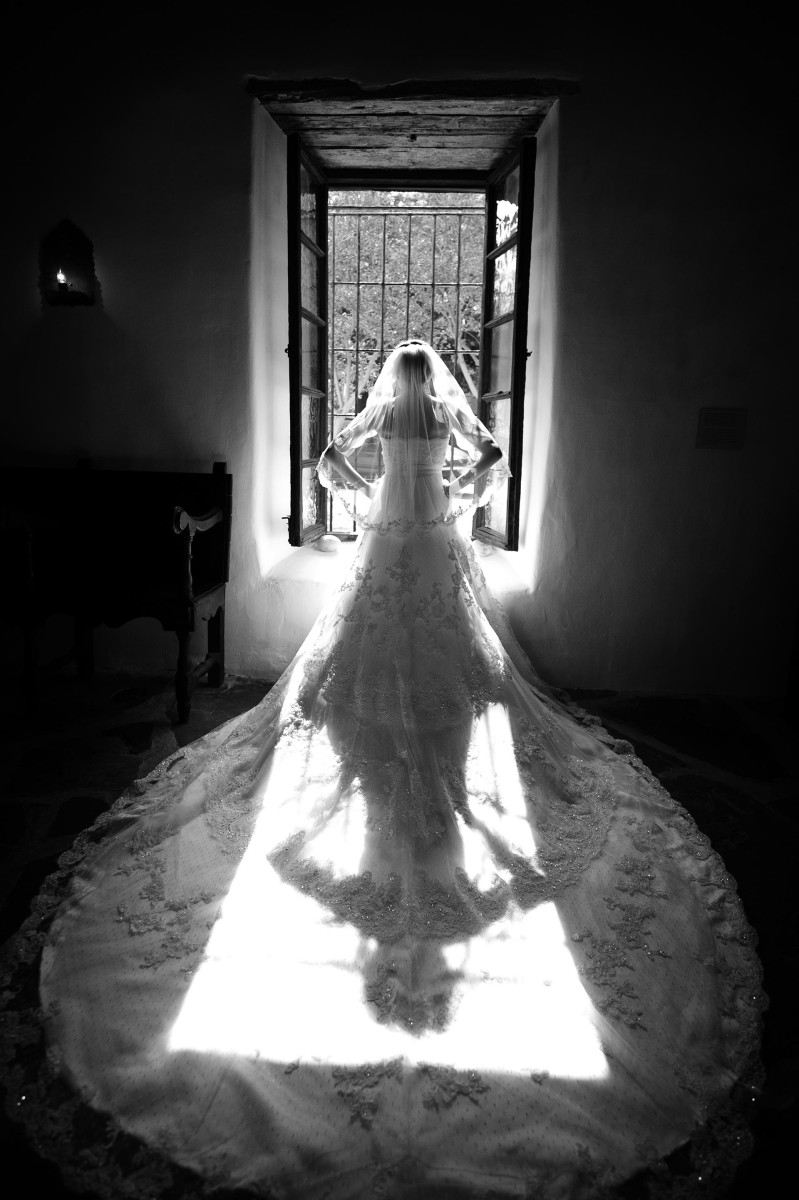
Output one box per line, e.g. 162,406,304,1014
287,136,329,545
475,138,536,550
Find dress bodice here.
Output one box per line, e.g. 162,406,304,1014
379,434,450,477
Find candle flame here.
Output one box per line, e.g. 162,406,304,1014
56,269,66,284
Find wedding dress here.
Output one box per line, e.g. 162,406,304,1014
0,344,763,1200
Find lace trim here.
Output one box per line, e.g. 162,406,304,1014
0,691,766,1200
332,1058,403,1128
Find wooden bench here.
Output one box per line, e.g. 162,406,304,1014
0,461,232,722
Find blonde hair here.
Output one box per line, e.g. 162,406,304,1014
394,341,434,402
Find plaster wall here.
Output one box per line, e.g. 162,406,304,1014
524,84,796,693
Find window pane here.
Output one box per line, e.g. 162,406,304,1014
326,188,488,538
407,284,433,340
331,350,356,415
433,286,458,350
301,394,324,460
332,215,358,281
300,163,317,242
483,477,508,540
494,165,519,248
301,466,323,530
332,284,357,349
302,243,320,314
301,317,322,389
483,391,511,539
461,214,485,283
491,245,517,320
385,215,410,282
434,214,459,284
331,491,355,536
383,285,409,345
487,319,514,395
409,214,433,281
484,395,511,459
356,349,381,403
331,351,380,415
359,216,384,283
358,285,382,346
459,285,482,341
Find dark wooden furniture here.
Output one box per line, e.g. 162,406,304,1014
0,461,232,722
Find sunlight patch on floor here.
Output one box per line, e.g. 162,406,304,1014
169,794,607,1079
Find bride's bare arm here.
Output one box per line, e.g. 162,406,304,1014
320,444,377,498
446,434,503,498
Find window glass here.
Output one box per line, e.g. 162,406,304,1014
331,351,357,417
484,395,511,459
359,216,384,283
409,214,434,280
331,489,354,535
480,396,511,540
300,163,317,241
301,243,320,312
332,216,358,281
384,215,410,282
383,285,409,345
356,350,381,405
301,466,323,529
358,285,382,344
332,283,357,351
407,284,433,338
483,477,508,540
434,214,460,282
461,215,485,282
491,245,517,320
494,165,519,247
487,319,514,395
327,189,487,537
301,317,321,389
301,395,323,460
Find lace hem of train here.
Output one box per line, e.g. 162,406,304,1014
0,695,766,1200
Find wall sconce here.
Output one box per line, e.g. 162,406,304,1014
40,218,99,307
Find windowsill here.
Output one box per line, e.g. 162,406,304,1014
264,538,358,587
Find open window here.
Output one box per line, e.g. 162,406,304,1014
475,140,536,548
327,187,487,538
286,136,329,545
251,78,573,549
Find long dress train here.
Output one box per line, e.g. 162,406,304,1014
0,430,763,1200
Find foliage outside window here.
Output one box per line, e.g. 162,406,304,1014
327,191,486,536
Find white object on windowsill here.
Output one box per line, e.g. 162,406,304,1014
315,534,342,553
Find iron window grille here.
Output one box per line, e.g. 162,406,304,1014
327,191,486,537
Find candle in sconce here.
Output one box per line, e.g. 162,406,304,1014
57,269,68,294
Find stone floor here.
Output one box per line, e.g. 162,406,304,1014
0,669,796,1197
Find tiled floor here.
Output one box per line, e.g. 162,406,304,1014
0,670,796,1197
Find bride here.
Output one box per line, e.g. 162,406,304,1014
1,341,763,1199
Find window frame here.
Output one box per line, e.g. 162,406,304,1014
286,147,536,550
286,135,329,545
474,138,537,550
